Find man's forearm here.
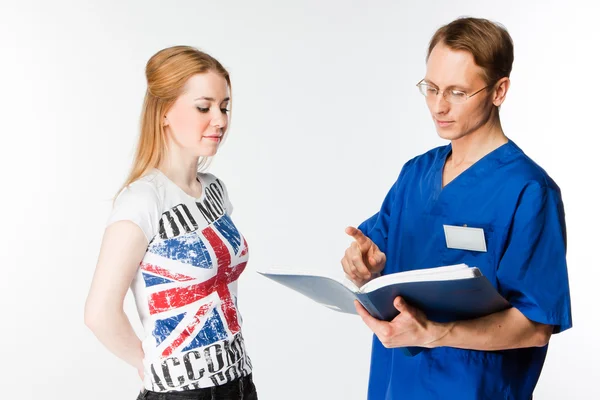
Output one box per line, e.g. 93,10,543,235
430,307,553,351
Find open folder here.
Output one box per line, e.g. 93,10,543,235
258,263,510,356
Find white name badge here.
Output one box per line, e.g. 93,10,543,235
443,224,487,252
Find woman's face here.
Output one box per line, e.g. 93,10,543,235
164,71,230,158
424,43,499,141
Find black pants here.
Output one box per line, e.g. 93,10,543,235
137,374,257,400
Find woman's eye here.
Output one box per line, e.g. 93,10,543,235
221,108,230,114
196,107,209,113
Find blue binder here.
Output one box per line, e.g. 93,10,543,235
258,264,510,356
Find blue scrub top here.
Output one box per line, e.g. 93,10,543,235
359,140,572,400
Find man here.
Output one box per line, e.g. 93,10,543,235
341,17,572,399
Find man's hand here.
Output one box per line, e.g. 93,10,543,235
354,296,454,349
341,226,386,286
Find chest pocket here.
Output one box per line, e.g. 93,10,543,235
395,211,503,287
438,219,501,286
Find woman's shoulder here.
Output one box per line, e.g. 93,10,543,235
115,170,164,209
197,171,234,214
108,170,166,242
197,172,230,194
197,171,223,184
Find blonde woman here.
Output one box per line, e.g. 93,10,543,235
85,46,257,399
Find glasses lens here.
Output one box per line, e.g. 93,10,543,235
418,84,433,97
446,90,467,104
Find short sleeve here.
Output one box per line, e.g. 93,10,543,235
358,161,412,256
358,201,391,256
106,181,162,243
496,182,572,333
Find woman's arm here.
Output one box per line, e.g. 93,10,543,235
84,221,148,377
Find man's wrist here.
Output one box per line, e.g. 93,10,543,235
424,321,455,348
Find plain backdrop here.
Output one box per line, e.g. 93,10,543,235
1,0,599,398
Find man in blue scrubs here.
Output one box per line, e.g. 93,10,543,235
341,17,572,399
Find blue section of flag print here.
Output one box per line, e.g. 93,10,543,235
148,232,212,268
142,272,174,287
214,215,241,254
153,313,186,346
182,308,228,352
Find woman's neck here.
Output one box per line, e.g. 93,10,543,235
158,150,201,193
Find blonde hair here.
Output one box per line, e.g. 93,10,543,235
117,45,231,196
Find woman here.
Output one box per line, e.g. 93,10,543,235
85,46,257,399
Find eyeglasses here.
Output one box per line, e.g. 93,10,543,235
416,79,493,104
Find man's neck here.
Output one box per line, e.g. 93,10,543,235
448,121,508,167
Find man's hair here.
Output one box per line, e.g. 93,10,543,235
428,17,514,85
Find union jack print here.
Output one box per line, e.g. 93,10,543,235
140,213,249,358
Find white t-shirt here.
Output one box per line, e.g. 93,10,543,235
107,169,252,392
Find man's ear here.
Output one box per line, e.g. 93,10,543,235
492,77,510,107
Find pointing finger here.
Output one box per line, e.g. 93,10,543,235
345,226,371,252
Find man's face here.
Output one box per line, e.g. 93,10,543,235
423,43,496,141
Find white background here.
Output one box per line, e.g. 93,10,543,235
1,0,599,398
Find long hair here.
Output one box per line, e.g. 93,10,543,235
117,46,231,196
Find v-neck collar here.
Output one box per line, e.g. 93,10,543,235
436,139,513,193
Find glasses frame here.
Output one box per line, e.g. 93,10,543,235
416,79,494,104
